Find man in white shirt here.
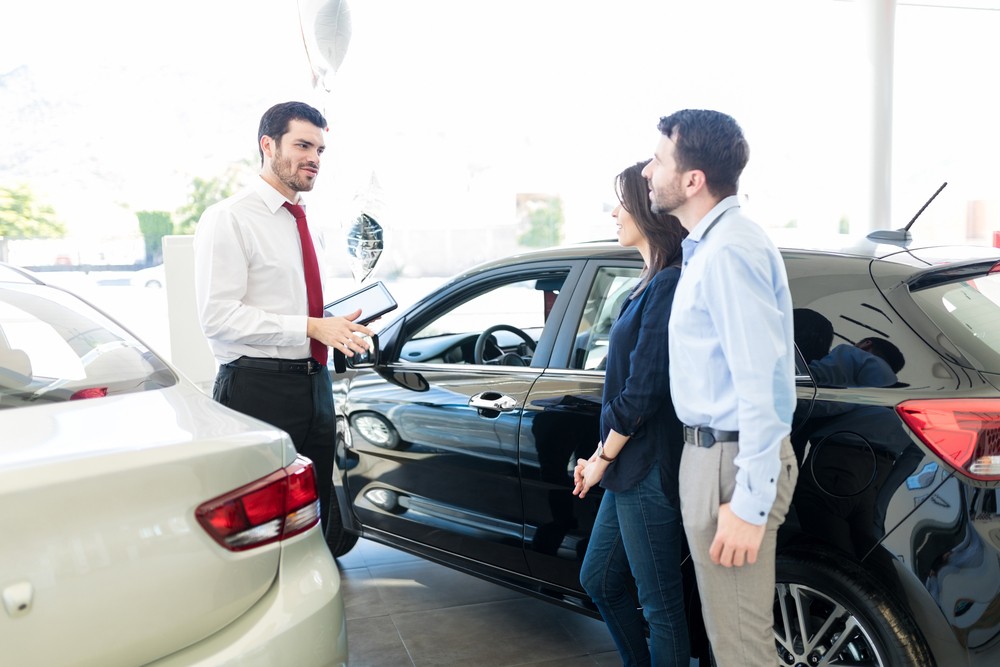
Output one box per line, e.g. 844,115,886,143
194,101,374,533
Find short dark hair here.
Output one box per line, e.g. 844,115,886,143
615,160,687,292
656,109,749,198
858,337,906,373
793,308,834,363
257,101,327,164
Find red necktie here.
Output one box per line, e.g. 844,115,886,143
282,201,327,365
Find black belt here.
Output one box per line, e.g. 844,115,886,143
683,425,739,448
226,357,324,375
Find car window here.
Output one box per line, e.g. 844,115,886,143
910,273,1000,372
571,267,642,370
785,246,940,397
413,279,554,339
400,273,567,365
0,285,176,408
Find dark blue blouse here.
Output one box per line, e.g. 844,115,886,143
599,266,683,502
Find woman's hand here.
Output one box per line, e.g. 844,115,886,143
572,444,609,498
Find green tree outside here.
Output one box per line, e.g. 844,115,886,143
0,184,67,239
137,210,174,265
174,160,252,235
518,197,564,248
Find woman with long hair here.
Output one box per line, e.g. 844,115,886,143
573,160,690,666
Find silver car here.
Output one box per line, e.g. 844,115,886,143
0,263,347,667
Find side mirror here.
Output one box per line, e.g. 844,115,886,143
346,334,379,369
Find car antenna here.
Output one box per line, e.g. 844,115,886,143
867,181,947,244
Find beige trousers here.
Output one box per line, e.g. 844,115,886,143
679,437,798,667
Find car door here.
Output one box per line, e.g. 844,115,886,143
518,258,643,592
339,262,581,573
516,255,820,596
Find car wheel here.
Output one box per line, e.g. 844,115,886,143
774,553,933,667
351,411,402,449
325,493,359,558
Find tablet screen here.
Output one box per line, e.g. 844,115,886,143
324,281,398,325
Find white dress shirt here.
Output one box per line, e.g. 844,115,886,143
194,176,327,364
668,196,796,525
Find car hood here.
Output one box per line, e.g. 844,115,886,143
0,383,299,667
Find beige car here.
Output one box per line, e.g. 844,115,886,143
0,263,347,667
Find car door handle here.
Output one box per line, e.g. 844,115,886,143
469,392,518,413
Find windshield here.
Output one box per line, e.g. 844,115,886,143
0,284,176,408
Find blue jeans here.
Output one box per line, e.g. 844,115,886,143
580,465,689,667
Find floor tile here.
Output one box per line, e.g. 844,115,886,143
524,654,619,667
345,615,412,667
337,538,618,666
392,597,614,667
367,559,524,615
339,565,389,621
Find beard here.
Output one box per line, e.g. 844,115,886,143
649,177,685,214
272,148,317,193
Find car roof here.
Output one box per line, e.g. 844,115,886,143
0,262,43,285
463,237,1000,270
447,241,638,279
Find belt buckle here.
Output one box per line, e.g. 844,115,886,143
307,359,320,375
694,426,715,448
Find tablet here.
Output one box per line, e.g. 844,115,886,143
324,280,398,325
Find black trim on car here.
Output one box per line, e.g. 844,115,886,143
906,258,1000,291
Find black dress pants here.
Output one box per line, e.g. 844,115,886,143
212,359,336,534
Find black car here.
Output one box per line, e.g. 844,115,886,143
327,239,1000,666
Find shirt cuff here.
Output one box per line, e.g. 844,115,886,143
729,483,775,526
283,314,310,344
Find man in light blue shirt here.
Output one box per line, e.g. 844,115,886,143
642,110,798,666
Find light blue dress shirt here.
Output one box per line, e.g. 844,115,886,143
668,195,795,525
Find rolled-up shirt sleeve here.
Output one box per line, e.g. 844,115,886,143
701,243,794,524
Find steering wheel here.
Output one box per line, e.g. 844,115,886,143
474,324,536,366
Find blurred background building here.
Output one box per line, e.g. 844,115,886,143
3,0,1000,278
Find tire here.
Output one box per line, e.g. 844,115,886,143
325,492,359,558
774,553,933,666
351,411,401,449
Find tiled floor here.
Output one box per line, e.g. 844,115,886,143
335,538,620,666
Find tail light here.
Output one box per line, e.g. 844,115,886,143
195,456,320,551
70,387,108,400
896,399,1000,481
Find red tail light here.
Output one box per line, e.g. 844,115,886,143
896,399,1000,481
195,457,320,551
70,387,108,400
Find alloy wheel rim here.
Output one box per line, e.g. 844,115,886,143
774,582,885,667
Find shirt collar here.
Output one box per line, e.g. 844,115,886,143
686,194,742,243
253,175,307,214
